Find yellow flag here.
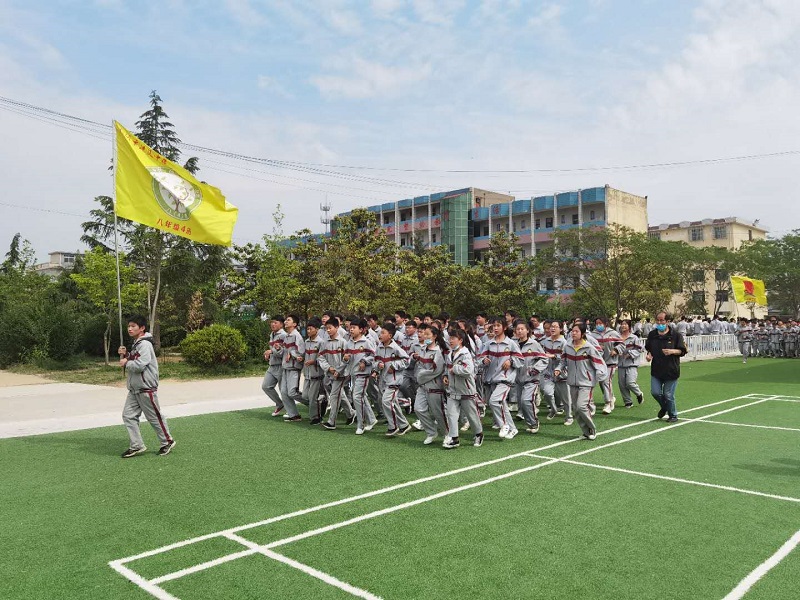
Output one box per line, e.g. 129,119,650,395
114,121,238,246
730,276,768,306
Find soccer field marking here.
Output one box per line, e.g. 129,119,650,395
108,561,179,600
223,532,383,600
109,393,763,598
723,528,800,600
771,397,800,403
526,455,800,505
688,419,800,433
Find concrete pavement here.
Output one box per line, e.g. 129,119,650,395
0,374,273,439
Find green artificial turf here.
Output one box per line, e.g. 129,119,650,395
1,356,798,599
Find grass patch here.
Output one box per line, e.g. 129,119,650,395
9,355,266,385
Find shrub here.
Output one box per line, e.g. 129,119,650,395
228,318,271,359
179,324,247,368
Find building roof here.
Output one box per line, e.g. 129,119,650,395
648,216,768,232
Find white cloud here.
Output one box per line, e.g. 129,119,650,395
256,74,291,97
327,9,363,35
311,56,433,99
528,2,562,29
224,0,268,28
371,0,405,17
412,0,464,25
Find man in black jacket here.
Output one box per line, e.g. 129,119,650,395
645,311,688,423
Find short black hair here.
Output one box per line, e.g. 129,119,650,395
271,314,285,324
286,313,301,325
382,322,397,336
128,315,147,329
307,317,322,329
326,317,340,328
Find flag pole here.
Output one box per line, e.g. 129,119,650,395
111,121,125,349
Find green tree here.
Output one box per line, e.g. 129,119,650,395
739,231,800,318
2,233,36,275
70,247,146,364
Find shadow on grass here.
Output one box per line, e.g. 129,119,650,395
17,433,122,457
733,457,800,478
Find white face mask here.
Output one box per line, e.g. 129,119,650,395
424,338,433,345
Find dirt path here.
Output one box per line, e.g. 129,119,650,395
0,371,55,387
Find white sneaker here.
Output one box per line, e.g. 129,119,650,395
564,418,574,426
498,425,511,439
443,435,452,446
423,435,437,445
460,421,470,432
355,427,364,435
442,437,460,449
602,401,614,415
491,424,501,430
412,420,423,431
589,403,596,416
506,428,518,440
363,420,376,432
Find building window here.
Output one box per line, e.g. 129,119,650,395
560,215,566,224
545,217,553,228
648,231,661,240
572,276,580,288
590,210,595,220
513,221,517,232
692,291,706,305
521,220,526,230
715,269,728,282
431,205,438,216
748,229,752,241
693,270,705,283
495,224,501,232
690,227,704,242
383,215,391,225
713,225,727,240
716,290,729,302
432,233,437,243
520,248,526,257
63,256,75,264
572,214,579,225
535,219,540,230
483,226,489,236
545,277,555,290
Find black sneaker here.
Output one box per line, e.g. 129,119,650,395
309,418,322,425
157,440,176,456
385,428,398,437
657,409,667,419
667,416,678,423
443,437,460,449
473,433,484,447
284,415,302,422
396,424,412,436
636,394,644,405
346,415,357,426
321,421,336,430
121,447,146,458
624,403,633,408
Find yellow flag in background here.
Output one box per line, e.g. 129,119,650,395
114,121,238,246
730,276,768,306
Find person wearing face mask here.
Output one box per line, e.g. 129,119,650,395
645,311,687,423
412,323,448,445
593,317,622,414
614,319,644,408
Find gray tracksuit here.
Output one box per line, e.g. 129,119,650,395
516,337,549,428
737,325,753,359
594,328,621,406
414,343,447,437
122,333,173,449
564,340,608,437
317,335,355,426
479,336,523,435
541,335,572,420
345,336,377,429
445,345,483,440
261,328,286,409
398,331,421,402
375,341,410,431
302,334,326,420
280,329,305,417
614,333,644,405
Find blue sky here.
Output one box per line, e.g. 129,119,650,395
1,0,798,258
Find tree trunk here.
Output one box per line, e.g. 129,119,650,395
103,321,111,366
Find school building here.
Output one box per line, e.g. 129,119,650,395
334,184,649,294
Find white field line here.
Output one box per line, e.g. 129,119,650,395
723,528,800,600
770,398,800,403
224,533,383,600
113,393,759,566
690,419,800,433
526,455,800,504
108,561,180,600
148,549,257,586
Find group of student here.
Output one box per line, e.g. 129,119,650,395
260,310,660,449
734,318,799,360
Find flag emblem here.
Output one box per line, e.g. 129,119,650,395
148,166,202,221
743,279,755,297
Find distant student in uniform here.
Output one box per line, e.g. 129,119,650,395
118,315,175,457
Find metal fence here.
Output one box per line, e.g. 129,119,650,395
683,334,740,361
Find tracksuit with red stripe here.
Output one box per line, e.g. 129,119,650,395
516,337,549,428
302,334,326,420
122,333,173,450
540,335,572,421
414,343,447,438
479,336,523,437
280,329,306,418
344,336,377,430
445,345,483,440
615,333,644,406
376,341,410,432
261,328,286,410
563,339,608,438
594,328,622,407
317,335,355,426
